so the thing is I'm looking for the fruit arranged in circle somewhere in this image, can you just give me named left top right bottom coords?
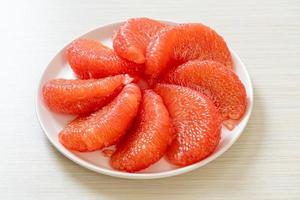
left=154, top=84, right=222, bottom=166
left=66, top=38, right=141, bottom=79
left=162, top=60, right=247, bottom=121
left=111, top=90, right=173, bottom=172
left=42, top=18, right=249, bottom=172
left=113, top=18, right=168, bottom=64
left=42, top=74, right=133, bottom=115
left=145, top=23, right=232, bottom=78
left=59, top=83, right=141, bottom=152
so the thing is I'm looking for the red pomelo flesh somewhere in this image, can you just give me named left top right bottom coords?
left=162, top=60, right=247, bottom=121
left=113, top=18, right=168, bottom=64
left=66, top=38, right=142, bottom=79
left=145, top=23, right=232, bottom=78
left=59, top=84, right=141, bottom=152
left=43, top=74, right=132, bottom=115
left=154, top=84, right=222, bottom=166
left=111, top=90, right=172, bottom=172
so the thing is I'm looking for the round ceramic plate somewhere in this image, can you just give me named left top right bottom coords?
left=36, top=21, right=254, bottom=179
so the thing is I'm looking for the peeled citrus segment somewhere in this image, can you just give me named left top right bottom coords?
left=154, top=84, right=221, bottom=166
left=66, top=38, right=141, bottom=79
left=59, top=83, right=141, bottom=152
left=163, top=60, right=247, bottom=121
left=145, top=23, right=232, bottom=78
left=111, top=90, right=173, bottom=172
left=42, top=74, right=132, bottom=115
left=111, top=90, right=172, bottom=172
left=113, top=18, right=168, bottom=64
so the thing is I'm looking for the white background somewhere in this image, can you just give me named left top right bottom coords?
left=0, top=0, right=299, bottom=199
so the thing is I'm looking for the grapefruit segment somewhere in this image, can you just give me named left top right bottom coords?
left=59, top=83, right=141, bottom=152
left=66, top=38, right=141, bottom=79
left=111, top=90, right=172, bottom=172
left=113, top=18, right=168, bottom=64
left=163, top=60, right=247, bottom=121
left=145, top=23, right=232, bottom=78
left=154, top=84, right=221, bottom=166
left=42, top=74, right=133, bottom=115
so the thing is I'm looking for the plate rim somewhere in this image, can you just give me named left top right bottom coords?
left=35, top=21, right=254, bottom=179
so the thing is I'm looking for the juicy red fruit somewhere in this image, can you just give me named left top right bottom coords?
left=40, top=18, right=250, bottom=172
left=59, top=84, right=141, bottom=152
left=42, top=74, right=132, bottom=115
left=66, top=38, right=141, bottom=79
left=162, top=60, right=247, bottom=121
left=111, top=90, right=172, bottom=172
left=154, top=84, right=222, bottom=166
left=145, top=23, right=232, bottom=78
left=113, top=18, right=168, bottom=64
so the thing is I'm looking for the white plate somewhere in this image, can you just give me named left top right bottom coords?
left=36, top=21, right=254, bottom=179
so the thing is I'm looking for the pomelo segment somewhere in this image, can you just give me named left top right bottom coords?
left=145, top=23, right=232, bottom=78
left=113, top=18, right=168, bottom=64
left=111, top=90, right=172, bottom=172
left=43, top=74, right=132, bottom=115
left=59, top=84, right=141, bottom=152
left=66, top=38, right=141, bottom=79
left=162, top=60, right=247, bottom=121
left=154, top=84, right=221, bottom=166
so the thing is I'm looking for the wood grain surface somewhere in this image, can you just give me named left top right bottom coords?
left=0, top=0, right=299, bottom=199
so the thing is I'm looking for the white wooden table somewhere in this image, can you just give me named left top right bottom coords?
left=0, top=0, right=299, bottom=199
